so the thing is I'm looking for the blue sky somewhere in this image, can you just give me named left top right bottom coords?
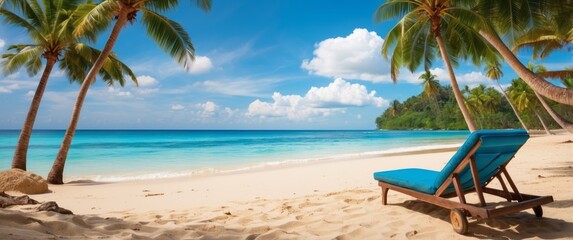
left=0, top=0, right=571, bottom=130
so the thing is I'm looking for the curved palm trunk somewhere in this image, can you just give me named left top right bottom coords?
left=47, top=10, right=129, bottom=184
left=496, top=80, right=529, bottom=131
left=533, top=109, right=552, bottom=135
left=435, top=35, right=478, bottom=132
left=480, top=31, right=573, bottom=106
left=533, top=90, right=573, bottom=134
left=12, top=57, right=57, bottom=170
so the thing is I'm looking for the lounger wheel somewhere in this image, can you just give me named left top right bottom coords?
left=450, top=208, right=468, bottom=235
left=533, top=206, right=543, bottom=218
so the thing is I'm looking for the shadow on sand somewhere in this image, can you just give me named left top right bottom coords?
left=394, top=200, right=573, bottom=239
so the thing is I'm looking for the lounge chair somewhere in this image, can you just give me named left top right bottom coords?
left=373, top=129, right=554, bottom=234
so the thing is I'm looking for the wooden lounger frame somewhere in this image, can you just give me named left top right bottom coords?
left=377, top=140, right=554, bottom=234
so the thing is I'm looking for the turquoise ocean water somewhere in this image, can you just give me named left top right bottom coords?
left=0, top=130, right=470, bottom=182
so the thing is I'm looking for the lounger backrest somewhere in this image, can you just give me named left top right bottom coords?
left=433, top=130, right=529, bottom=194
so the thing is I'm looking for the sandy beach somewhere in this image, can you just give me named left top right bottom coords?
left=1, top=133, right=572, bottom=239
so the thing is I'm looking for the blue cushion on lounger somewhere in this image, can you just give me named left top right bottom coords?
left=373, top=129, right=529, bottom=195
left=373, top=168, right=440, bottom=194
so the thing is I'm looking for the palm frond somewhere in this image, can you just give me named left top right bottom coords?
left=25, top=51, right=43, bottom=76
left=381, top=10, right=418, bottom=59
left=404, top=20, right=432, bottom=72
left=72, top=0, right=119, bottom=40
left=141, top=8, right=195, bottom=71
left=381, top=19, right=405, bottom=59
left=444, top=7, right=500, bottom=67
left=99, top=51, right=138, bottom=87
left=374, top=0, right=417, bottom=22
left=512, top=11, right=572, bottom=59
left=44, top=0, right=58, bottom=24
left=0, top=0, right=28, bottom=14
left=60, top=43, right=137, bottom=86
left=537, top=41, right=562, bottom=59
left=25, top=0, right=47, bottom=30
left=1, top=45, right=43, bottom=76
left=0, top=9, right=45, bottom=41
left=475, top=0, right=550, bottom=43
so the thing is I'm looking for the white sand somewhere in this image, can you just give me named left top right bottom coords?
left=1, top=133, right=572, bottom=239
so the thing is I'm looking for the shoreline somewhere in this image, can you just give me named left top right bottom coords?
left=1, top=133, right=572, bottom=239
left=65, top=142, right=465, bottom=183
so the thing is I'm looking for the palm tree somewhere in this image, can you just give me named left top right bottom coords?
left=375, top=0, right=500, bottom=132
left=0, top=0, right=136, bottom=171
left=419, top=71, right=440, bottom=98
left=484, top=61, right=528, bottom=131
left=419, top=70, right=440, bottom=114
left=475, top=0, right=573, bottom=105
left=47, top=0, right=212, bottom=184
left=527, top=63, right=573, bottom=133
left=508, top=79, right=552, bottom=135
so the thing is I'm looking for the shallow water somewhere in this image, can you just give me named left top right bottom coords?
left=0, top=130, right=470, bottom=181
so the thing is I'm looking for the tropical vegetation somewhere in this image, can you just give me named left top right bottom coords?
left=0, top=0, right=136, bottom=171
left=376, top=81, right=573, bottom=131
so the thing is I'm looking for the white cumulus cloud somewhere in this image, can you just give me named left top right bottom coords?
left=301, top=28, right=392, bottom=83
left=306, top=78, right=386, bottom=107
left=189, top=56, right=213, bottom=74
left=0, top=38, right=5, bottom=48
left=247, top=78, right=388, bottom=121
left=137, top=75, right=158, bottom=87
left=194, top=101, right=219, bottom=117
left=134, top=75, right=160, bottom=95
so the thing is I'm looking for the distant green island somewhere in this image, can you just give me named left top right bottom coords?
left=376, top=84, right=573, bottom=131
